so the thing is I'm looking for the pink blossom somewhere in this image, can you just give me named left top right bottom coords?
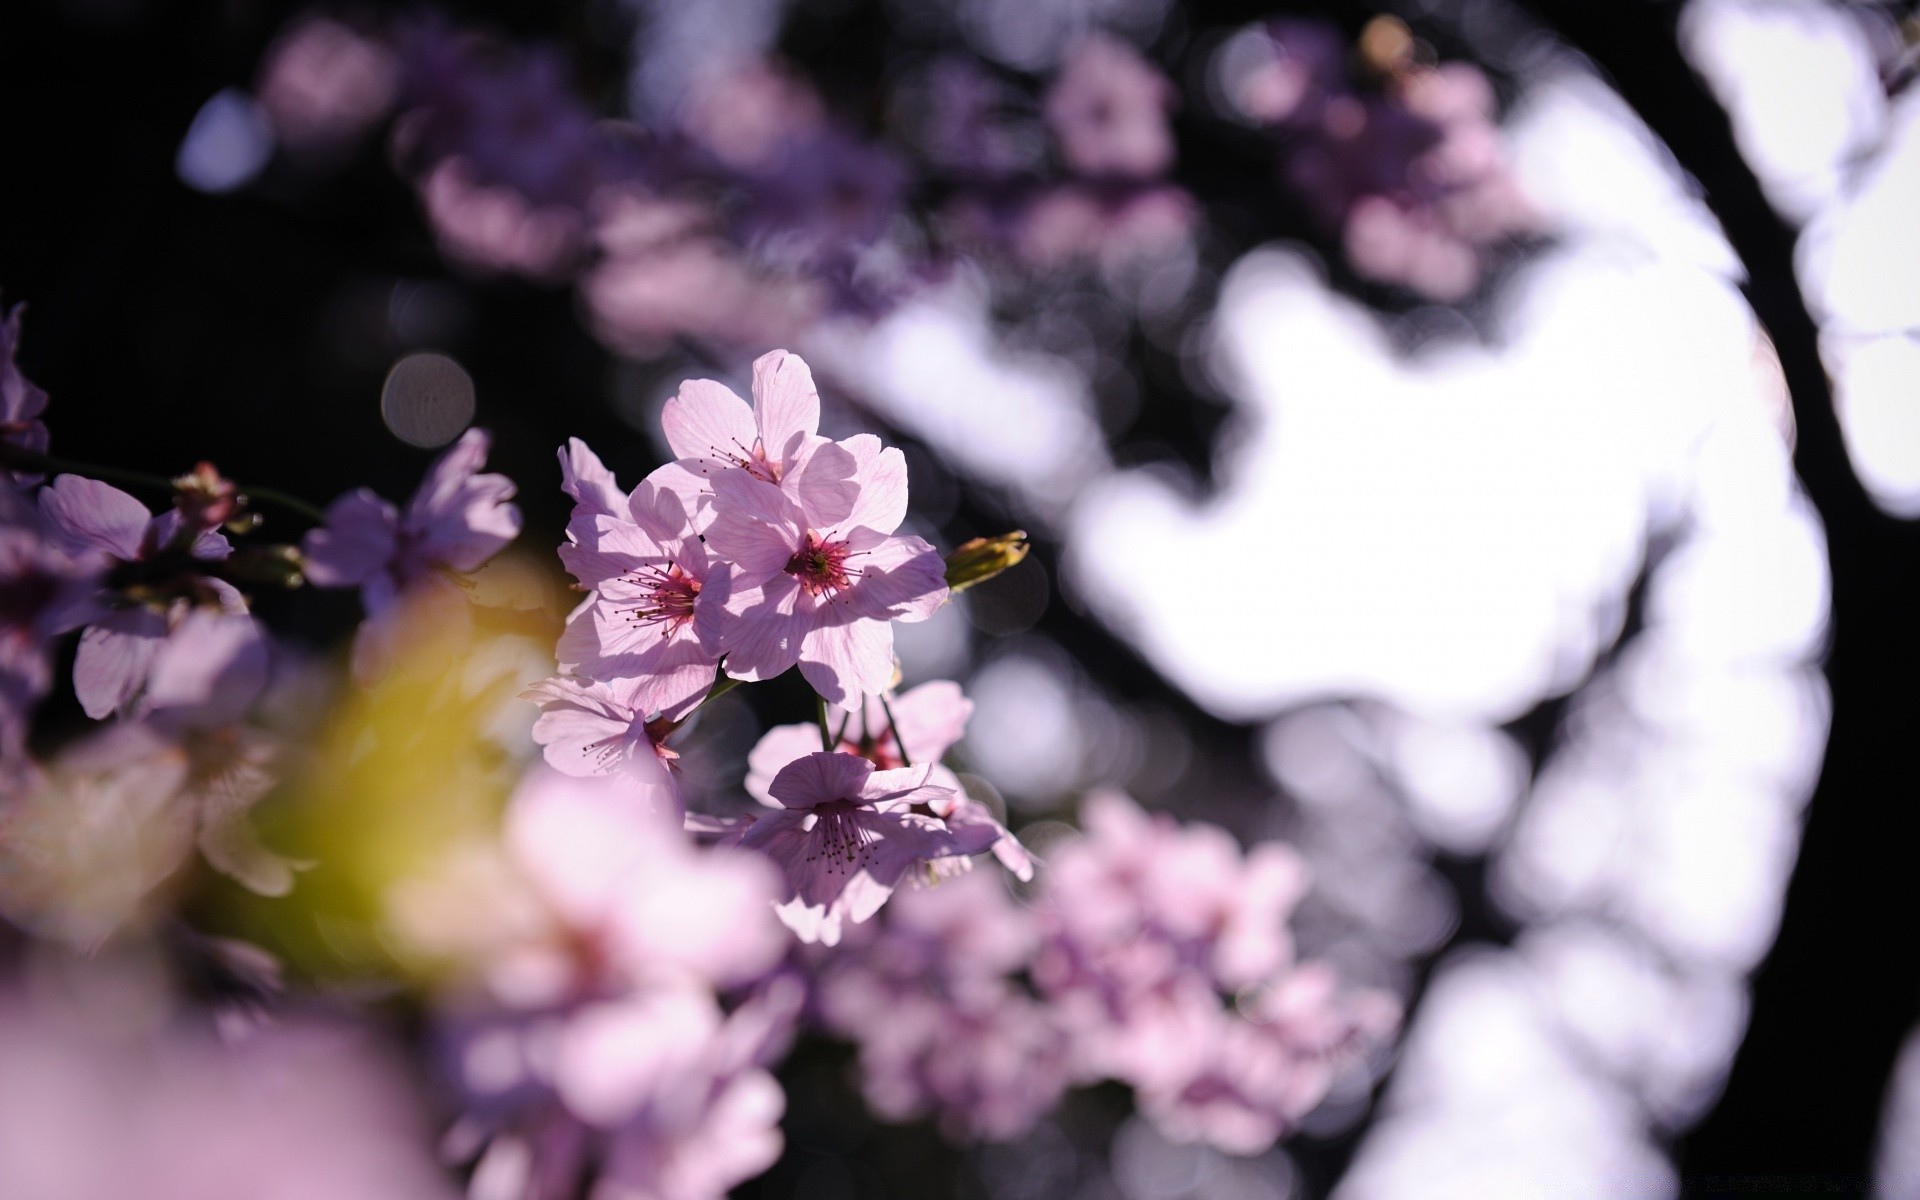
left=0, top=987, right=458, bottom=1200
left=704, top=437, right=946, bottom=708
left=445, top=984, right=789, bottom=1200
left=738, top=752, right=996, bottom=946
left=660, top=349, right=858, bottom=525
left=255, top=16, right=398, bottom=157
left=818, top=870, right=1069, bottom=1140
left=1044, top=34, right=1178, bottom=179
left=745, top=681, right=1031, bottom=879
left=409, top=769, right=792, bottom=1200
left=552, top=451, right=721, bottom=722
left=502, top=768, right=786, bottom=994
left=302, top=428, right=520, bottom=680
left=523, top=674, right=680, bottom=783
left=1029, top=792, right=1396, bottom=1154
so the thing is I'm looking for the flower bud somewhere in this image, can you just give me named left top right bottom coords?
left=173, top=461, right=242, bottom=534
left=944, top=531, right=1029, bottom=594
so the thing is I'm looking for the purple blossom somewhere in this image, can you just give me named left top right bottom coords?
left=444, top=984, right=789, bottom=1200
left=0, top=301, right=50, bottom=487
left=738, top=751, right=996, bottom=946
left=38, top=473, right=244, bottom=719
left=895, top=57, right=1046, bottom=181
left=405, top=768, right=792, bottom=1200
left=302, top=428, right=520, bottom=680
left=0, top=489, right=102, bottom=754
left=1219, top=19, right=1536, bottom=300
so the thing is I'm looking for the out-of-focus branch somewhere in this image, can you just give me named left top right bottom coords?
left=1519, top=0, right=1920, bottom=1175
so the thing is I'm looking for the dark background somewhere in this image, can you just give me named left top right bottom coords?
left=4, top=0, right=1917, bottom=1192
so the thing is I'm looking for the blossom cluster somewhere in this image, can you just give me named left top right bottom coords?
left=236, top=13, right=1211, bottom=359
left=1213, top=15, right=1537, bottom=299
left=0, top=316, right=1395, bottom=1197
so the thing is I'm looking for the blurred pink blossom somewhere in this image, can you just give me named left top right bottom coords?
left=818, top=869, right=1069, bottom=1140
left=302, top=427, right=520, bottom=681
left=255, top=17, right=398, bottom=156
left=0, top=985, right=456, bottom=1200
left=1031, top=792, right=1398, bottom=1154
left=1045, top=34, right=1179, bottom=179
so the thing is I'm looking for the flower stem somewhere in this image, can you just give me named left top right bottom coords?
left=878, top=691, right=912, bottom=767
left=704, top=674, right=744, bottom=705
left=816, top=693, right=833, bottom=753
left=0, top=446, right=328, bottom=523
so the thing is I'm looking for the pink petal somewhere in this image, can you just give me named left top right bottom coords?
left=765, top=750, right=874, bottom=810
left=526, top=679, right=643, bottom=777
left=552, top=992, right=720, bottom=1127
left=404, top=429, right=521, bottom=571
left=788, top=439, right=858, bottom=529
left=704, top=472, right=803, bottom=583
left=798, top=614, right=895, bottom=710
left=505, top=765, right=678, bottom=921
left=744, top=723, right=827, bottom=807
left=144, top=610, right=270, bottom=729
left=891, top=680, right=973, bottom=764
left=644, top=459, right=717, bottom=534
left=73, top=607, right=167, bottom=718
left=662, top=378, right=756, bottom=465
left=302, top=489, right=399, bottom=588
left=628, top=464, right=702, bottom=548
left=39, top=475, right=152, bottom=560
left=558, top=511, right=641, bottom=591
left=559, top=437, right=625, bottom=516
left=848, top=535, right=948, bottom=622
left=837, top=436, right=909, bottom=536
left=717, top=574, right=807, bottom=682
left=749, top=349, right=820, bottom=467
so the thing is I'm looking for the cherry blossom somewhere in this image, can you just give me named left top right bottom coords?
left=738, top=751, right=996, bottom=945
left=0, top=489, right=101, bottom=754
left=745, top=681, right=1032, bottom=879
left=552, top=449, right=721, bottom=723
left=818, top=869, right=1070, bottom=1140
left=1030, top=791, right=1397, bottom=1154
left=704, top=437, right=946, bottom=708
left=660, top=349, right=860, bottom=525
left=38, top=472, right=244, bottom=719
left=1044, top=34, right=1179, bottom=179
left=302, top=427, right=520, bottom=679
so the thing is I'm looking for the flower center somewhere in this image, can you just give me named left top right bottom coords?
left=620, top=563, right=700, bottom=637
left=715, top=437, right=781, bottom=483
left=784, top=531, right=854, bottom=597
left=802, top=798, right=877, bottom=877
